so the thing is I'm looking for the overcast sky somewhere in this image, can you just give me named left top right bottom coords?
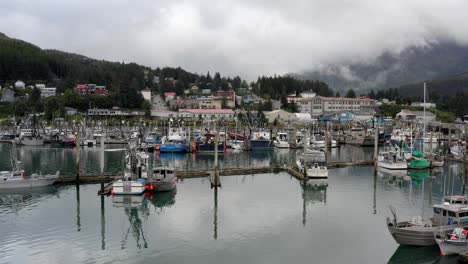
left=1, top=0, right=468, bottom=80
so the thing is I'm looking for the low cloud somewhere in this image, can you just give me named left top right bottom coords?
left=1, top=0, right=468, bottom=80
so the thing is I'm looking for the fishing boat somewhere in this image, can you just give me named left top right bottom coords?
left=112, top=147, right=147, bottom=195
left=0, top=169, right=59, bottom=189
left=296, top=148, right=328, bottom=179
left=195, top=133, right=225, bottom=152
left=249, top=131, right=273, bottom=150
left=160, top=128, right=187, bottom=153
left=435, top=226, right=468, bottom=256
left=377, top=143, right=407, bottom=170
left=274, top=132, right=290, bottom=148
left=0, top=143, right=59, bottom=189
left=387, top=196, right=468, bottom=246
left=147, top=166, right=177, bottom=192
left=408, top=150, right=430, bottom=170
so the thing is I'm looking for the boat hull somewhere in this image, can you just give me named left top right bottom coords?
left=386, top=218, right=436, bottom=246
left=112, top=180, right=146, bottom=195
left=159, top=143, right=187, bottom=153
left=0, top=173, right=59, bottom=189
left=195, top=142, right=225, bottom=152
left=20, top=136, right=44, bottom=146
left=377, top=161, right=408, bottom=170
left=250, top=140, right=273, bottom=149
left=437, top=239, right=468, bottom=256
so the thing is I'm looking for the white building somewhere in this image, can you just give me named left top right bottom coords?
left=141, top=88, right=152, bottom=101
left=150, top=109, right=178, bottom=120
left=15, top=80, right=25, bottom=89
left=178, top=109, right=235, bottom=121
left=263, top=109, right=295, bottom=124
left=87, top=107, right=144, bottom=117
left=294, top=113, right=315, bottom=123
left=35, top=84, right=46, bottom=89
left=40, top=87, right=56, bottom=97
left=411, top=102, right=436, bottom=108
left=396, top=109, right=436, bottom=123
left=311, top=96, right=376, bottom=116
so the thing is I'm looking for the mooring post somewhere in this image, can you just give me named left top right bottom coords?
left=212, top=123, right=221, bottom=188
left=449, top=123, right=452, bottom=155
left=374, top=123, right=378, bottom=167
left=324, top=122, right=329, bottom=153
left=76, top=131, right=80, bottom=182
left=100, top=135, right=105, bottom=193
left=464, top=123, right=467, bottom=195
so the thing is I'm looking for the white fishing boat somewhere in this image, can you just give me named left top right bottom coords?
left=274, top=132, right=290, bottom=148
left=387, top=196, right=468, bottom=246
left=296, top=148, right=328, bottom=179
left=147, top=166, right=177, bottom=192
left=112, top=146, right=147, bottom=195
left=377, top=143, right=407, bottom=170
left=436, top=226, right=468, bottom=256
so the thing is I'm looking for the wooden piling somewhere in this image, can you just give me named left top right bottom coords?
left=374, top=125, right=378, bottom=167
left=75, top=132, right=80, bottom=182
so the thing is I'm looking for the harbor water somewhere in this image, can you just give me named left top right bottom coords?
left=0, top=143, right=463, bottom=263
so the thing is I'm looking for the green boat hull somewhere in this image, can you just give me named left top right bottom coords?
left=408, top=158, right=430, bottom=169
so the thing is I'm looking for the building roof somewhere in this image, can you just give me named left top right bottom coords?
left=318, top=96, right=375, bottom=102
left=294, top=113, right=312, bottom=120
left=178, top=109, right=234, bottom=114
left=164, top=92, right=176, bottom=96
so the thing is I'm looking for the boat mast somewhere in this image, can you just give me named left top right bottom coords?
left=423, top=82, right=426, bottom=154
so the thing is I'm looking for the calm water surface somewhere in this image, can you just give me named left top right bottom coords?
left=0, top=144, right=463, bottom=263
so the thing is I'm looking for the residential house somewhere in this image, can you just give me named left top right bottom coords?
left=1, top=88, right=15, bottom=102
left=73, top=84, right=107, bottom=95
left=142, top=88, right=152, bottom=101
left=213, top=90, right=236, bottom=108
left=65, top=107, right=78, bottom=115
left=15, top=80, right=25, bottom=89
left=164, top=92, right=176, bottom=101
left=35, top=84, right=46, bottom=89
left=40, top=87, right=56, bottom=97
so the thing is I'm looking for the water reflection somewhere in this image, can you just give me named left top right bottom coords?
left=388, top=245, right=455, bottom=264
left=110, top=190, right=177, bottom=250
left=0, top=186, right=59, bottom=214
left=300, top=181, right=328, bottom=226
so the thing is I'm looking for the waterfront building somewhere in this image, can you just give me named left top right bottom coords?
left=263, top=109, right=295, bottom=124
left=396, top=109, right=436, bottom=123
left=151, top=109, right=178, bottom=120
left=311, top=96, right=376, bottom=116
left=178, top=108, right=235, bottom=121
left=87, top=107, right=144, bottom=117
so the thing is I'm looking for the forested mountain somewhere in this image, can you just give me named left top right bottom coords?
left=0, top=32, right=333, bottom=113
left=295, top=42, right=468, bottom=93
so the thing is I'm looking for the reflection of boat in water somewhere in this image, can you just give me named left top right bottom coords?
left=112, top=194, right=146, bottom=208
left=301, top=181, right=327, bottom=204
left=146, top=189, right=176, bottom=210
left=387, top=245, right=444, bottom=264
left=0, top=185, right=59, bottom=212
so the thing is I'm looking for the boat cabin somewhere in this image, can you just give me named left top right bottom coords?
left=153, top=166, right=176, bottom=181
left=433, top=197, right=468, bottom=226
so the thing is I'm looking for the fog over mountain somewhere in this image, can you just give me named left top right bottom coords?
left=1, top=0, right=468, bottom=88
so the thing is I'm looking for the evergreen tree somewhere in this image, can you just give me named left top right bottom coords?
left=345, top=89, right=356, bottom=98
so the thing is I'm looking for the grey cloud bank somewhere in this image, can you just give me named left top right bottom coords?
left=1, top=0, right=467, bottom=80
